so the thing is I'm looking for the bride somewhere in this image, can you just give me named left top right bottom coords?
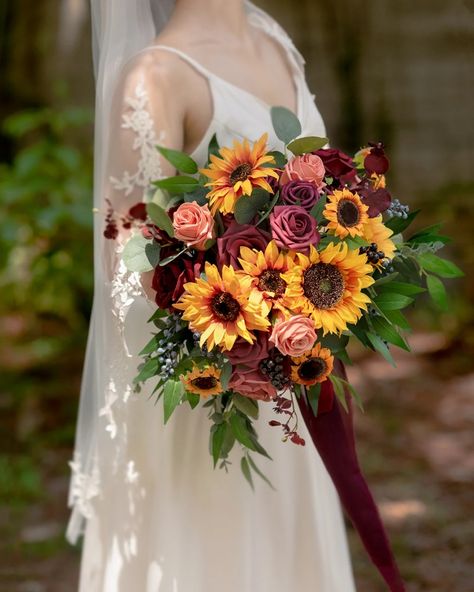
left=68, top=0, right=357, bottom=590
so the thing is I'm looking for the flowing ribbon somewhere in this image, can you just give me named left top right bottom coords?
left=297, top=361, right=406, bottom=592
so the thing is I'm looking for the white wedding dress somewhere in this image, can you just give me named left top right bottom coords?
left=70, top=8, right=356, bottom=592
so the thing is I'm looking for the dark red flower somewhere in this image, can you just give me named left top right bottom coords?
left=128, top=202, right=148, bottom=221
left=314, top=148, right=355, bottom=181
left=217, top=220, right=271, bottom=269
left=280, top=180, right=320, bottom=210
left=364, top=143, right=390, bottom=175
left=151, top=248, right=205, bottom=310
left=356, top=182, right=392, bottom=217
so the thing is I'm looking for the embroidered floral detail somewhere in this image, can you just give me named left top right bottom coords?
left=68, top=453, right=100, bottom=521
left=110, top=243, right=144, bottom=328
left=110, top=80, right=166, bottom=196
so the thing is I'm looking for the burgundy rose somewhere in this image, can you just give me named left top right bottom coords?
left=270, top=205, right=320, bottom=253
left=314, top=148, right=356, bottom=185
left=217, top=220, right=271, bottom=269
left=226, top=331, right=270, bottom=367
left=280, top=180, right=320, bottom=211
left=152, top=248, right=204, bottom=310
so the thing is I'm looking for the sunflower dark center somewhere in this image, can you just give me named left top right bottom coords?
left=191, top=376, right=218, bottom=390
left=303, top=263, right=345, bottom=309
left=211, top=291, right=241, bottom=321
left=337, top=199, right=361, bottom=227
left=258, top=269, right=286, bottom=296
left=298, top=357, right=327, bottom=381
left=230, top=163, right=252, bottom=184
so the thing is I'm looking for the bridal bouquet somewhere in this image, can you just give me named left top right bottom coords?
left=104, top=107, right=461, bottom=485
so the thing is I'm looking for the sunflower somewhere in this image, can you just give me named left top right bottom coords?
left=174, top=262, right=270, bottom=351
left=282, top=242, right=374, bottom=335
left=181, top=365, right=222, bottom=397
left=291, top=343, right=334, bottom=386
left=362, top=215, right=397, bottom=260
left=324, top=188, right=369, bottom=239
left=199, top=133, right=279, bottom=215
left=238, top=240, right=292, bottom=311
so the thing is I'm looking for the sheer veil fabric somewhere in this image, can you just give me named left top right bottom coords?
left=69, top=1, right=356, bottom=590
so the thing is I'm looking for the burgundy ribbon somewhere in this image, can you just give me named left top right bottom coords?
left=297, top=361, right=406, bottom=592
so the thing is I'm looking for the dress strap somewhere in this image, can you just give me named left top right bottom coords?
left=147, top=44, right=216, bottom=81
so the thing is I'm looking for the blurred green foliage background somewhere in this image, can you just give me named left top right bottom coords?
left=0, top=1, right=473, bottom=590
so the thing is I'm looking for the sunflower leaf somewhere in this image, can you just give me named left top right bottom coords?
left=271, top=106, right=302, bottom=145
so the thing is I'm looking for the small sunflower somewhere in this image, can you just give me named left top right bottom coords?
left=181, top=365, right=222, bottom=397
left=324, top=188, right=369, bottom=239
left=238, top=241, right=292, bottom=310
left=282, top=242, right=374, bottom=335
left=199, top=133, right=279, bottom=215
left=362, top=215, right=396, bottom=260
left=291, top=343, right=334, bottom=386
left=174, top=262, right=270, bottom=351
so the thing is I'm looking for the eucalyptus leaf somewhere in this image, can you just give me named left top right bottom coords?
left=146, top=202, right=174, bottom=237
left=156, top=144, right=198, bottom=174
left=163, top=379, right=184, bottom=424
left=159, top=248, right=187, bottom=267
left=287, top=136, right=328, bottom=155
left=122, top=234, right=154, bottom=272
left=270, top=106, right=302, bottom=144
left=145, top=242, right=161, bottom=268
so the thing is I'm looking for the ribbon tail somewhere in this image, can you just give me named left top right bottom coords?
left=297, top=363, right=406, bottom=592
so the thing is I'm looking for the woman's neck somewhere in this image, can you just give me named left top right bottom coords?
left=170, top=0, right=249, bottom=44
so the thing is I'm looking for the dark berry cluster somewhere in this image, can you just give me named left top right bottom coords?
left=260, top=352, right=291, bottom=391
left=386, top=198, right=410, bottom=219
left=360, top=242, right=385, bottom=264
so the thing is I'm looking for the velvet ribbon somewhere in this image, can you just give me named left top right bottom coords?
left=297, top=361, right=406, bottom=592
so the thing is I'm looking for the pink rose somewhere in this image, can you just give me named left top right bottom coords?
left=280, top=153, right=326, bottom=189
left=172, top=201, right=215, bottom=250
left=269, top=315, right=317, bottom=357
left=270, top=205, right=320, bottom=253
left=226, top=331, right=270, bottom=367
left=217, top=220, right=271, bottom=268
left=229, top=367, right=277, bottom=402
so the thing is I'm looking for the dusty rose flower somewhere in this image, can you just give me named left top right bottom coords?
left=226, top=332, right=270, bottom=367
left=217, top=220, right=271, bottom=268
left=270, top=205, right=320, bottom=253
left=172, top=201, right=215, bottom=250
left=229, top=367, right=277, bottom=401
left=280, top=153, right=325, bottom=189
left=280, top=180, right=320, bottom=211
left=269, top=315, right=317, bottom=357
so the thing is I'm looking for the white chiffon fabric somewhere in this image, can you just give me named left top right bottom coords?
left=71, top=5, right=356, bottom=591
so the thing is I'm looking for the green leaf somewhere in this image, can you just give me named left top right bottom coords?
left=153, top=175, right=199, bottom=194
left=310, top=195, right=327, bottom=223
left=329, top=375, right=348, bottom=412
left=307, top=383, right=321, bottom=416
left=163, top=379, right=184, bottom=423
left=156, top=145, right=198, bottom=174
left=385, top=209, right=420, bottom=235
left=220, top=424, right=236, bottom=458
left=418, top=253, right=464, bottom=278
left=366, top=333, right=396, bottom=366
left=370, top=316, right=410, bottom=351
left=183, top=186, right=209, bottom=205
left=122, top=234, right=154, bottom=272
left=256, top=189, right=280, bottom=226
left=408, top=223, right=452, bottom=246
left=348, top=322, right=372, bottom=348
left=268, top=150, right=287, bottom=169
left=212, top=423, right=227, bottom=466
left=207, top=133, right=220, bottom=160
left=234, top=189, right=270, bottom=224
left=426, top=274, right=448, bottom=310
left=139, top=335, right=159, bottom=356
left=158, top=247, right=187, bottom=267
left=230, top=413, right=258, bottom=451
left=320, top=333, right=349, bottom=353
left=220, top=362, right=232, bottom=391
left=233, top=393, right=259, bottom=419
left=240, top=456, right=254, bottom=489
left=376, top=281, right=425, bottom=297
left=186, top=391, right=201, bottom=409
left=392, top=256, right=423, bottom=286
left=373, top=292, right=414, bottom=311
left=145, top=242, right=161, bottom=268
left=134, top=357, right=160, bottom=384
left=379, top=308, right=410, bottom=330
left=146, top=202, right=175, bottom=237
left=247, top=455, right=275, bottom=489
left=287, top=136, right=328, bottom=155
left=345, top=235, right=369, bottom=249
left=270, top=106, right=302, bottom=144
